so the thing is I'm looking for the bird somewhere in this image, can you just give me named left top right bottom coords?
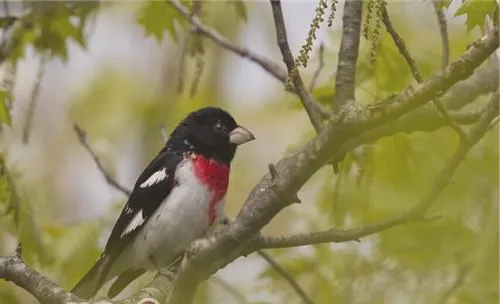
left=71, top=106, right=255, bottom=299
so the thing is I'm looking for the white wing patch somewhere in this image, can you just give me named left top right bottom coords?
left=121, top=209, right=145, bottom=237
left=140, top=168, right=168, bottom=188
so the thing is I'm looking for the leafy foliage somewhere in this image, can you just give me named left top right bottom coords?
left=0, top=1, right=498, bottom=304
left=3, top=3, right=97, bottom=64
left=455, top=0, right=499, bottom=31
left=136, top=1, right=184, bottom=42
left=260, top=2, right=498, bottom=303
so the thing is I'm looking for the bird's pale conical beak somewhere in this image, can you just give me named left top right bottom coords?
left=229, top=126, right=255, bottom=145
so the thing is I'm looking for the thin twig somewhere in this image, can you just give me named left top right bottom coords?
left=488, top=115, right=499, bottom=131
left=330, top=0, right=363, bottom=172
left=222, top=217, right=313, bottom=304
left=169, top=0, right=286, bottom=83
left=433, top=0, right=449, bottom=69
left=168, top=0, right=331, bottom=119
left=190, top=54, right=204, bottom=97
left=309, top=42, right=325, bottom=92
left=333, top=0, right=363, bottom=111
left=437, top=263, right=472, bottom=304
left=210, top=276, right=248, bottom=304
left=73, top=124, right=131, bottom=196
left=251, top=92, right=499, bottom=250
left=84, top=4, right=100, bottom=45
left=381, top=5, right=466, bottom=140
left=257, top=251, right=315, bottom=304
left=22, top=52, right=48, bottom=144
left=269, top=0, right=324, bottom=132
left=0, top=0, right=12, bottom=45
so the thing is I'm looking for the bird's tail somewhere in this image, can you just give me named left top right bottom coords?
left=108, top=268, right=146, bottom=298
left=71, top=254, right=111, bottom=299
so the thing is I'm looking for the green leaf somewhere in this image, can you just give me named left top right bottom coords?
left=50, top=9, right=86, bottom=49
left=0, top=90, right=11, bottom=126
left=228, top=0, right=248, bottom=22
left=455, top=0, right=498, bottom=31
left=4, top=4, right=95, bottom=63
left=136, top=1, right=183, bottom=42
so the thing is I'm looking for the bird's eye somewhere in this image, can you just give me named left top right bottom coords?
left=214, top=121, right=226, bottom=133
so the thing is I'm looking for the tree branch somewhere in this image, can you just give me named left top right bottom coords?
left=269, top=0, right=325, bottom=132
left=0, top=26, right=495, bottom=304
left=168, top=0, right=286, bottom=84
left=381, top=4, right=466, bottom=139
left=249, top=91, right=498, bottom=250
left=433, top=0, right=450, bottom=69
left=0, top=256, right=80, bottom=304
left=256, top=250, right=314, bottom=304
left=114, top=272, right=175, bottom=304
left=210, top=276, right=248, bottom=304
left=308, top=42, right=325, bottom=92
left=223, top=216, right=313, bottom=304
left=0, top=7, right=497, bottom=304
left=22, top=53, right=49, bottom=145
left=333, top=0, right=362, bottom=111
left=445, top=53, right=498, bottom=111
left=437, top=263, right=472, bottom=304
left=165, top=28, right=499, bottom=304
left=73, top=124, right=131, bottom=196
left=168, top=0, right=331, bottom=119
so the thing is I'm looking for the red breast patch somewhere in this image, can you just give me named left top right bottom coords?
left=191, top=154, right=230, bottom=225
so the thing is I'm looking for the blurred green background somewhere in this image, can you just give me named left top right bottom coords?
left=0, top=1, right=498, bottom=303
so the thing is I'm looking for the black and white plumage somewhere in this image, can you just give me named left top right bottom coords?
left=71, top=107, right=254, bottom=298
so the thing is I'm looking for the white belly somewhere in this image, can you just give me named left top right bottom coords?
left=109, top=160, right=225, bottom=276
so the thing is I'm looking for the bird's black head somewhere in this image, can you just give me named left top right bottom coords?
left=166, top=107, right=255, bottom=164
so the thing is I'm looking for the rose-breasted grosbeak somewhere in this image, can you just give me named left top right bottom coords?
left=71, top=107, right=254, bottom=299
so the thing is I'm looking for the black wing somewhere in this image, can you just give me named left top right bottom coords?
left=72, top=150, right=184, bottom=297
left=103, top=150, right=183, bottom=259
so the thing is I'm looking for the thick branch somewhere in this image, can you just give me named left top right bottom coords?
left=269, top=0, right=325, bottom=132
left=251, top=92, right=498, bottom=249
left=333, top=0, right=362, bottom=111
left=0, top=256, right=79, bottom=304
left=445, top=51, right=498, bottom=110
left=115, top=272, right=174, bottom=304
left=0, top=252, right=175, bottom=304
left=166, top=28, right=499, bottom=304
